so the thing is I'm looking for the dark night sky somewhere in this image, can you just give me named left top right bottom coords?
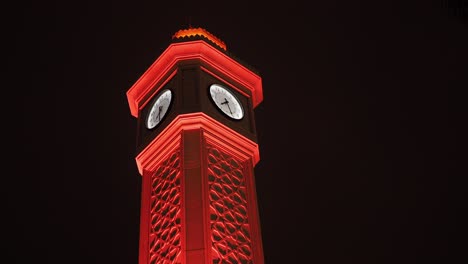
left=7, top=1, right=466, bottom=263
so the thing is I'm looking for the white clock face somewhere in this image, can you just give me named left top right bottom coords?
left=209, top=84, right=244, bottom=120
left=146, top=89, right=172, bottom=129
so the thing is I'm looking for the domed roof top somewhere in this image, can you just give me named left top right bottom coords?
left=172, top=27, right=227, bottom=51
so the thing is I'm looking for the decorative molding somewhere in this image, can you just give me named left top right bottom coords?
left=136, top=112, right=260, bottom=175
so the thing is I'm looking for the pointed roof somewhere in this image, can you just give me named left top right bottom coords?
left=172, top=27, right=227, bottom=51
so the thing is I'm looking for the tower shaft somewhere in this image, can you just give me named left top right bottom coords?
left=136, top=114, right=263, bottom=264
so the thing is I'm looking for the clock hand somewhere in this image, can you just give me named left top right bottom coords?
left=157, top=105, right=163, bottom=121
left=221, top=98, right=233, bottom=115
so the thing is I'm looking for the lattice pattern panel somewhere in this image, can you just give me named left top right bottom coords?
left=207, top=146, right=253, bottom=264
left=149, top=150, right=182, bottom=264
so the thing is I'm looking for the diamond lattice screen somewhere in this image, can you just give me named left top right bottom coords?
left=149, top=149, right=182, bottom=264
left=207, top=145, right=253, bottom=263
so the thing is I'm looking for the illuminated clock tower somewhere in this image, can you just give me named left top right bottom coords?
left=126, top=27, right=264, bottom=264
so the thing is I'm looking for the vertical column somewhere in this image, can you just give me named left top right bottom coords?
left=183, top=129, right=207, bottom=263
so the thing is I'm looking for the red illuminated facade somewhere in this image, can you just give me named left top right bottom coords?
left=126, top=27, right=264, bottom=264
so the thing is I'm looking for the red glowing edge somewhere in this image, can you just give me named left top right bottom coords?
left=135, top=112, right=260, bottom=175
left=126, top=40, right=263, bottom=117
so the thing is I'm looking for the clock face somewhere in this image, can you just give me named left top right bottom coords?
left=209, top=84, right=244, bottom=120
left=146, top=89, right=173, bottom=129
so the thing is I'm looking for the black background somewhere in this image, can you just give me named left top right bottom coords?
left=8, top=1, right=466, bottom=263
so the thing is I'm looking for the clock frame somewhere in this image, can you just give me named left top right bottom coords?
left=208, top=83, right=244, bottom=120
left=145, top=89, right=173, bottom=130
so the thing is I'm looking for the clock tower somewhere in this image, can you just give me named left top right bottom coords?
left=126, top=27, right=264, bottom=264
